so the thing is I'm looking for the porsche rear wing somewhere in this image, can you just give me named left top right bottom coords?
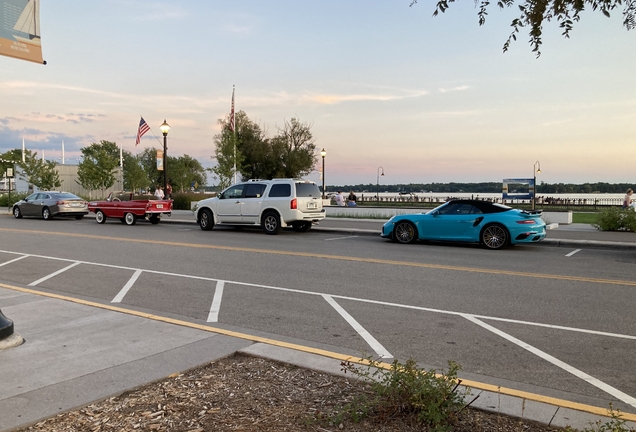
left=520, top=209, right=543, bottom=216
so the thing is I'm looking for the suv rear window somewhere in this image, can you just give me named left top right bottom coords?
left=295, top=183, right=321, bottom=197
left=269, top=184, right=291, bottom=197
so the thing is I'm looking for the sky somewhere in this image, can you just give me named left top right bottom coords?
left=0, top=0, right=635, bottom=187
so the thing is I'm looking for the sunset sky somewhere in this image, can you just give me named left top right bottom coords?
left=0, top=0, right=634, bottom=187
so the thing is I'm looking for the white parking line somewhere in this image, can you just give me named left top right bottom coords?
left=28, top=262, right=81, bottom=286
left=565, top=249, right=582, bottom=257
left=0, top=255, right=29, bottom=267
left=323, top=294, right=393, bottom=359
left=207, top=280, right=225, bottom=322
left=112, top=269, right=143, bottom=303
left=324, top=235, right=359, bottom=241
left=462, top=314, right=636, bottom=409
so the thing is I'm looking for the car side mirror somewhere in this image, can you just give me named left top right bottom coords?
left=432, top=210, right=439, bottom=217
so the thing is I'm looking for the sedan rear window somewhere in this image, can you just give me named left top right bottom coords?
left=55, top=193, right=80, bottom=199
left=295, top=183, right=320, bottom=197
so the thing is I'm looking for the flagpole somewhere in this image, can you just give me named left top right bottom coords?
left=232, top=85, right=236, bottom=185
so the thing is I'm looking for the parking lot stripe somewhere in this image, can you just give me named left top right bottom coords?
left=207, top=280, right=224, bottom=322
left=27, top=262, right=81, bottom=286
left=112, top=269, right=143, bottom=303
left=566, top=249, right=582, bottom=257
left=323, top=294, right=393, bottom=359
left=0, top=255, right=28, bottom=267
left=463, top=314, right=636, bottom=409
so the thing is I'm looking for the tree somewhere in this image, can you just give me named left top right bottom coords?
left=270, top=118, right=317, bottom=179
left=1, top=149, right=61, bottom=191
left=410, top=0, right=636, bottom=56
left=122, top=152, right=149, bottom=194
left=212, top=112, right=318, bottom=186
left=77, top=140, right=119, bottom=198
left=169, top=154, right=207, bottom=193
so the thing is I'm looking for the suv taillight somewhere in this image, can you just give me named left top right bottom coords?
left=290, top=198, right=297, bottom=209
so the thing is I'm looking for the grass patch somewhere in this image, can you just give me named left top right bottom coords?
left=573, top=212, right=598, bottom=224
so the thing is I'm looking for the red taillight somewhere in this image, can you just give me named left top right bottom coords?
left=56, top=200, right=66, bottom=205
left=290, top=198, right=297, bottom=210
left=516, top=219, right=536, bottom=224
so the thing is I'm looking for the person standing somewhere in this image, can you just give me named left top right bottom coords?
left=154, top=185, right=164, bottom=200
left=166, top=182, right=173, bottom=199
left=623, top=188, right=633, bottom=209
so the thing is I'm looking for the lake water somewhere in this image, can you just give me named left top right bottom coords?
left=355, top=192, right=625, bottom=201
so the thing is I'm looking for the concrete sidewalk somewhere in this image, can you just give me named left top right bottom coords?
left=2, top=211, right=636, bottom=431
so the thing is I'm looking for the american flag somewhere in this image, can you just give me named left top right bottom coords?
left=135, top=117, right=150, bottom=146
left=229, top=86, right=235, bottom=133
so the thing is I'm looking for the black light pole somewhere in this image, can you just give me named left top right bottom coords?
left=320, top=148, right=326, bottom=199
left=533, top=161, right=541, bottom=211
left=376, top=166, right=384, bottom=202
left=160, top=120, right=170, bottom=195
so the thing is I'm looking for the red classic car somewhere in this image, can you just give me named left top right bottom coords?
left=87, top=192, right=173, bottom=225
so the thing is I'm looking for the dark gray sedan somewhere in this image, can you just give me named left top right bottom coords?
left=12, top=192, right=88, bottom=220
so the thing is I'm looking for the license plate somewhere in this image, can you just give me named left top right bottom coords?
left=307, top=202, right=317, bottom=209
left=156, top=204, right=163, bottom=209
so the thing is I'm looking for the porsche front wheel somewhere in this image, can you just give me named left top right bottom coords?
left=393, top=221, right=417, bottom=244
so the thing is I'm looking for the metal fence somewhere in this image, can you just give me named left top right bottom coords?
left=356, top=194, right=623, bottom=211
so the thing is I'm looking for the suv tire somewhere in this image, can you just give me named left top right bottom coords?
left=199, top=209, right=214, bottom=231
left=262, top=211, right=281, bottom=235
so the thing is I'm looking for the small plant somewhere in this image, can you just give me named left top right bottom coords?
left=565, top=405, right=635, bottom=432
left=329, top=357, right=468, bottom=431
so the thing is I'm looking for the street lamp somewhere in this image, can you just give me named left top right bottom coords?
left=320, top=148, right=326, bottom=199
left=159, top=120, right=170, bottom=195
left=376, top=166, right=384, bottom=201
left=533, top=161, right=541, bottom=211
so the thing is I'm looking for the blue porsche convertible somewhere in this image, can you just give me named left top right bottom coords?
left=381, top=199, right=546, bottom=250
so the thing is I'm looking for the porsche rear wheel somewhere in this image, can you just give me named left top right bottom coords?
left=481, top=223, right=509, bottom=250
left=393, top=221, right=417, bottom=244
left=95, top=210, right=106, bottom=224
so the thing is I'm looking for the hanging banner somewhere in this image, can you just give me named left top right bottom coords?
left=156, top=150, right=164, bottom=171
left=0, top=0, right=44, bottom=64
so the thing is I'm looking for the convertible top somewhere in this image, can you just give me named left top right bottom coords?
left=446, top=199, right=511, bottom=214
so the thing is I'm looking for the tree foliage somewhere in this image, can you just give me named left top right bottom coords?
left=410, top=0, right=636, bottom=56
left=1, top=149, right=61, bottom=190
left=212, top=111, right=318, bottom=187
left=77, top=140, right=119, bottom=198
left=122, top=151, right=149, bottom=193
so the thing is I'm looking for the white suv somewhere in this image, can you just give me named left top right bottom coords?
left=194, top=179, right=326, bottom=234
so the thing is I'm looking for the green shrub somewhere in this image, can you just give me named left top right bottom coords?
left=594, top=207, right=636, bottom=231
left=0, top=192, right=28, bottom=208
left=565, top=405, right=635, bottom=432
left=170, top=192, right=211, bottom=210
left=329, top=357, right=467, bottom=431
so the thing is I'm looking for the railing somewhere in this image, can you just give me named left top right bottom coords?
left=355, top=194, right=623, bottom=211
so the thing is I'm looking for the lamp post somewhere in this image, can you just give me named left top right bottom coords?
left=533, top=161, right=541, bottom=211
left=376, top=166, right=384, bottom=202
left=159, top=120, right=170, bottom=195
left=320, top=148, right=326, bottom=199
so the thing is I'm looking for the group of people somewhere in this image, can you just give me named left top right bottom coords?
left=334, top=191, right=357, bottom=207
left=154, top=183, right=172, bottom=200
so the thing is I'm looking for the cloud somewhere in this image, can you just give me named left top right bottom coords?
left=222, top=24, right=251, bottom=35
left=303, top=90, right=428, bottom=105
left=438, top=85, right=469, bottom=93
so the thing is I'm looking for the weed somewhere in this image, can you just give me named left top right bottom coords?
left=328, top=357, right=468, bottom=431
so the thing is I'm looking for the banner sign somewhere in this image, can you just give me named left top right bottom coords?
left=502, top=178, right=535, bottom=200
left=0, top=0, right=44, bottom=64
left=156, top=150, right=164, bottom=171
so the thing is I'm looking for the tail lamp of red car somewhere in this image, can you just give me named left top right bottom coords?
left=290, top=198, right=297, bottom=210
